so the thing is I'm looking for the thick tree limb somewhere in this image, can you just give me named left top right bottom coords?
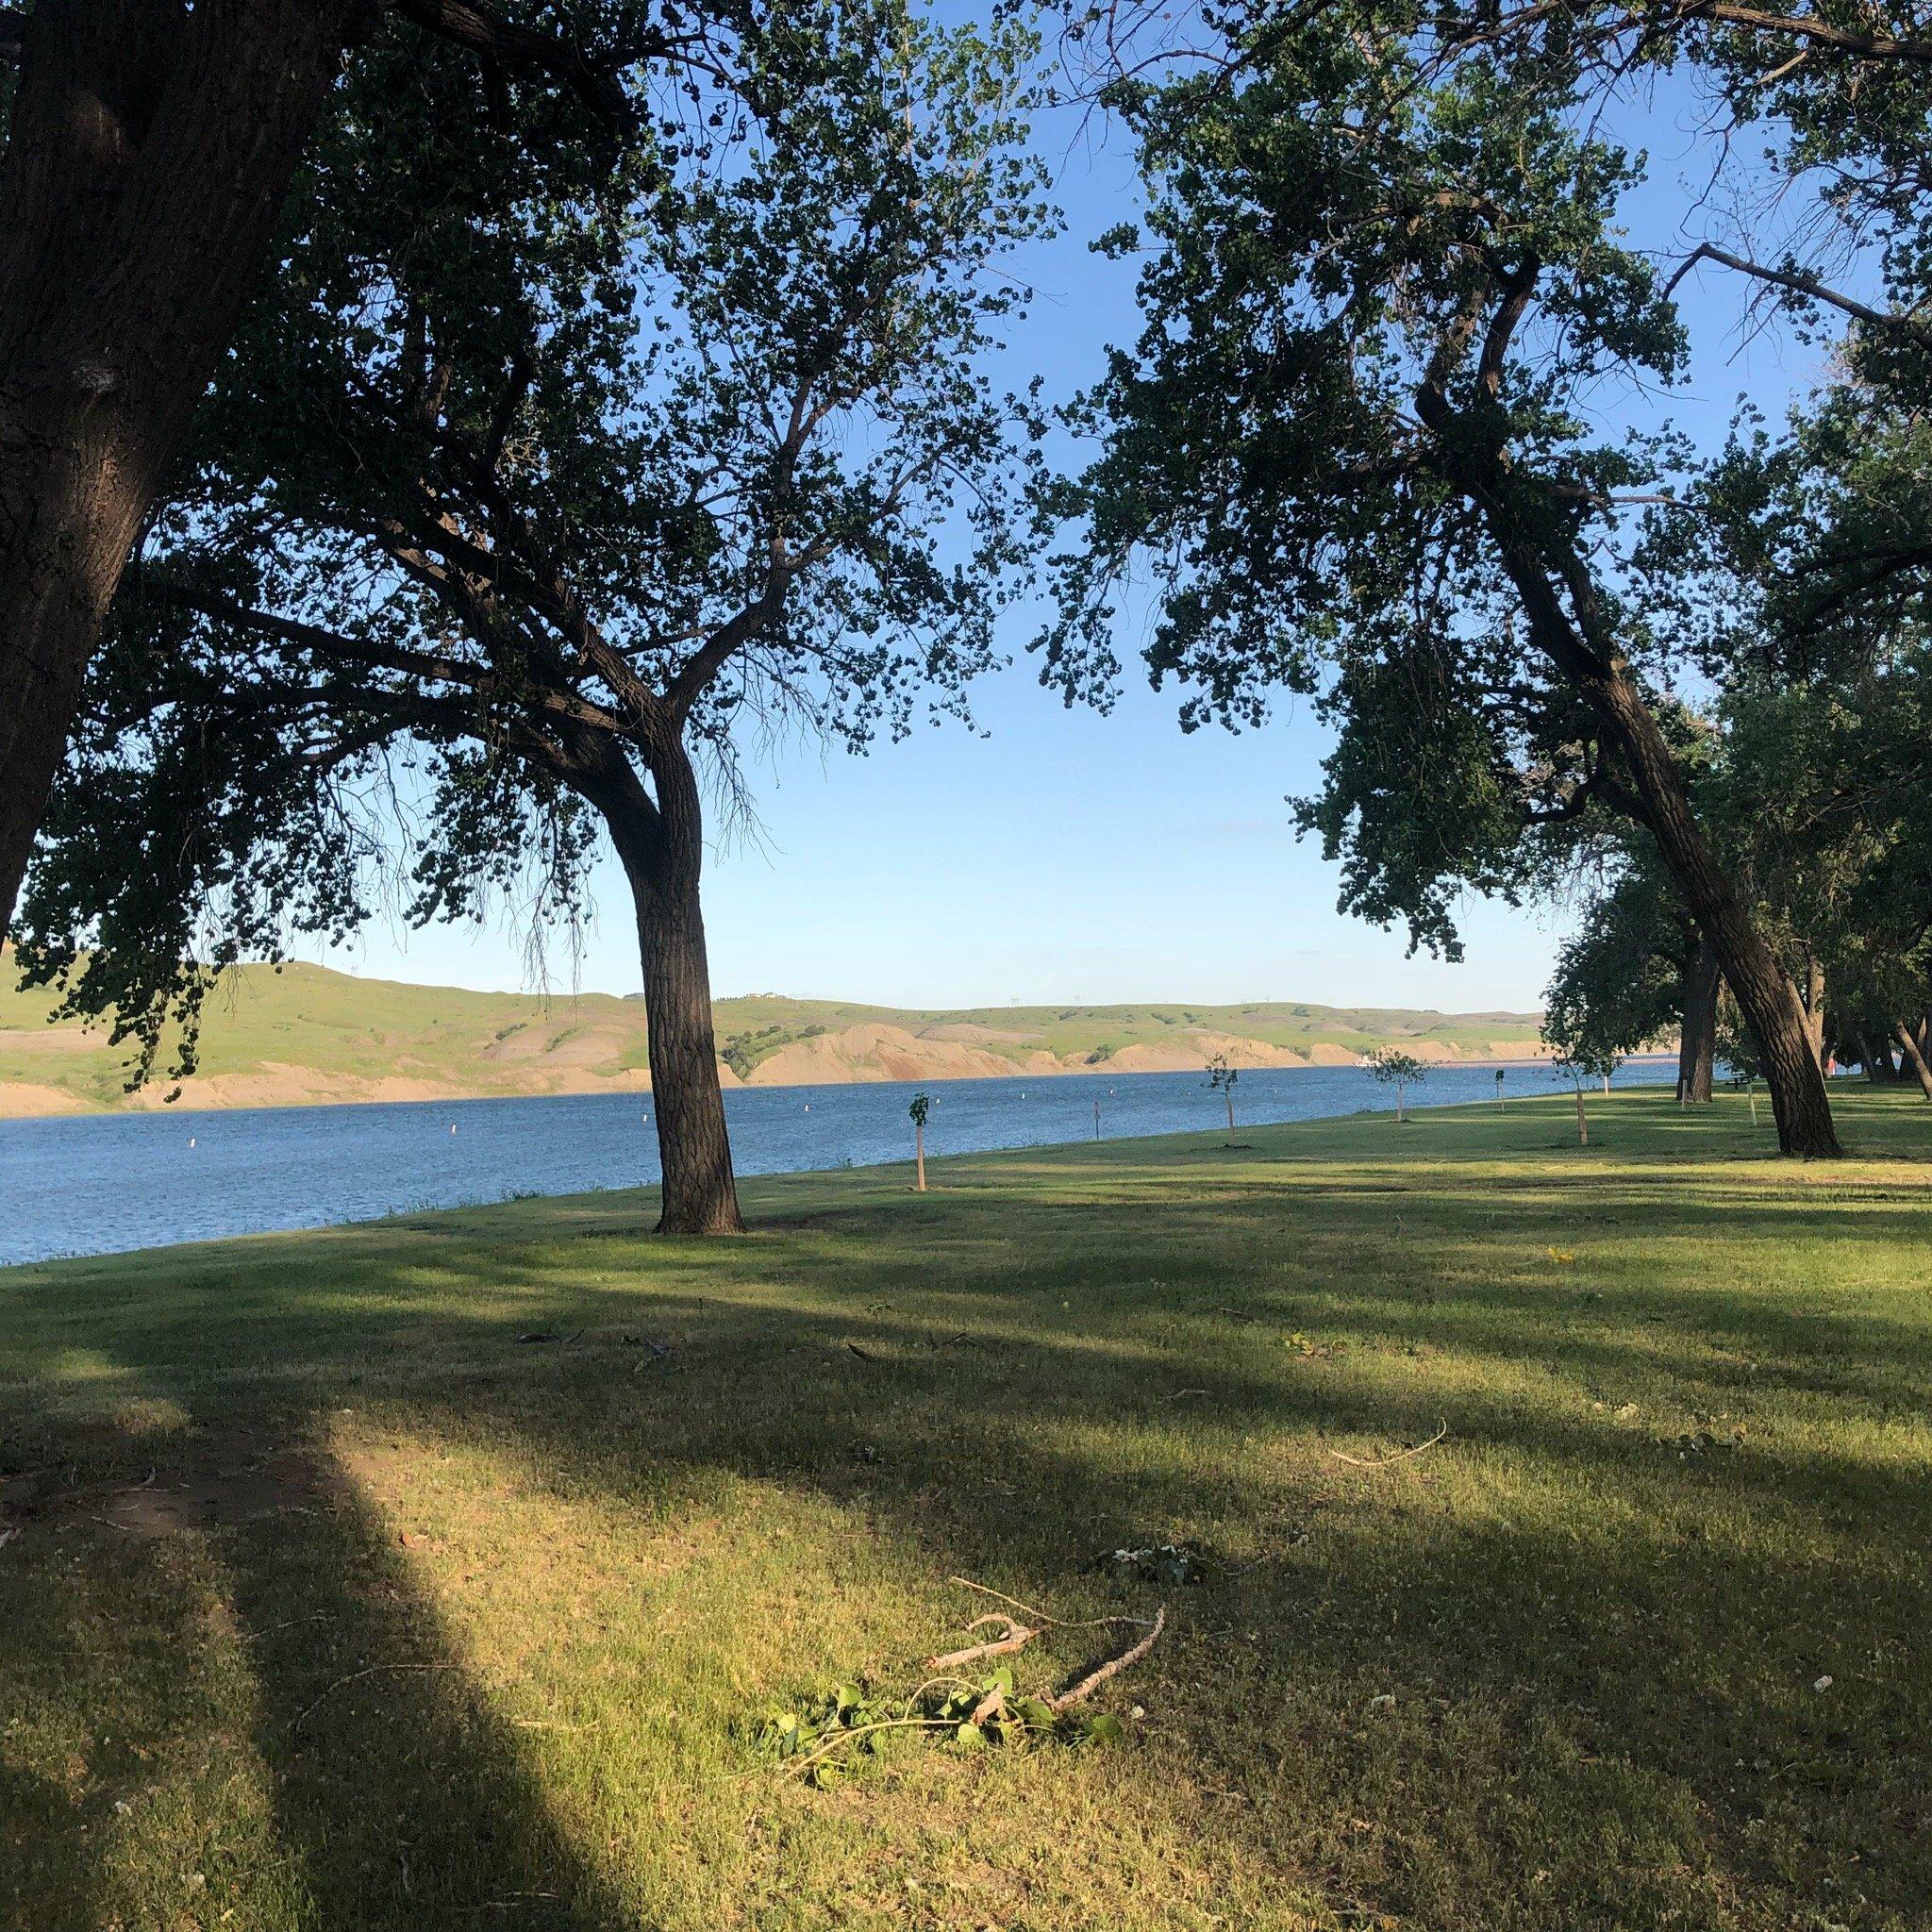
left=139, top=579, right=635, bottom=739
left=1424, top=1, right=1932, bottom=71
left=1686, top=2, right=1932, bottom=68
left=1663, top=241, right=1932, bottom=342
left=665, top=583, right=790, bottom=723
left=392, top=0, right=649, bottom=122
left=926, top=1615, right=1040, bottom=1672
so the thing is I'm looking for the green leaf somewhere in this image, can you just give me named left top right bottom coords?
left=955, top=1721, right=988, bottom=1751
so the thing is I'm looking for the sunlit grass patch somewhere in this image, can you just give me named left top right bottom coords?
left=2, top=1087, right=1928, bottom=1929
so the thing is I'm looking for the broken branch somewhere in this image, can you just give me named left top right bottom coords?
left=926, top=1614, right=1039, bottom=1671
left=292, top=1662, right=460, bottom=1730
left=949, top=1574, right=1158, bottom=1632
left=1049, top=1605, right=1167, bottom=1712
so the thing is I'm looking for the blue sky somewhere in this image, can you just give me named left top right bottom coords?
left=305, top=53, right=1831, bottom=1013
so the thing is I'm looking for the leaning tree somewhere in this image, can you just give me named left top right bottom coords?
left=0, top=0, right=759, bottom=940
left=17, top=1, right=1048, bottom=1234
left=1042, top=6, right=1841, bottom=1155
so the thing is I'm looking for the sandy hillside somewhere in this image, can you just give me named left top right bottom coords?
left=0, top=955, right=1554, bottom=1117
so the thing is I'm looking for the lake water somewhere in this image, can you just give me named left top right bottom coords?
left=0, top=1058, right=1677, bottom=1266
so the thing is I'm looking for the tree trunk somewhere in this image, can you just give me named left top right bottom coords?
left=1421, top=369, right=1839, bottom=1155
left=602, top=743, right=741, bottom=1236
left=915, top=1120, right=926, bottom=1190
left=1598, top=687, right=1836, bottom=1152
left=1896, top=1021, right=1932, bottom=1102
left=0, top=0, right=357, bottom=937
left=1857, top=1030, right=1899, bottom=1082
left=1676, top=939, right=1718, bottom=1104
left=1574, top=1084, right=1589, bottom=1145
left=1467, top=504, right=1840, bottom=1157
left=1799, top=957, right=1826, bottom=1072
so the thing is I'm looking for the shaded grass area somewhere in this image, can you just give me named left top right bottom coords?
left=1, top=1088, right=1928, bottom=1930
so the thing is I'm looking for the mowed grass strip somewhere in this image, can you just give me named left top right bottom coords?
left=1, top=1088, right=1928, bottom=1931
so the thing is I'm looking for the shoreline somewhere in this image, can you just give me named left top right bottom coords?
left=0, top=1047, right=1656, bottom=1127
left=1, top=1070, right=1687, bottom=1271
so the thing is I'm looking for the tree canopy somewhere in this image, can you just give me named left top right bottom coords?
left=18, top=0, right=1051, bottom=1228
left=1041, top=0, right=1849, bottom=1151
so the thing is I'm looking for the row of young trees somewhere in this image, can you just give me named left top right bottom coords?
left=5, top=2, right=1932, bottom=1231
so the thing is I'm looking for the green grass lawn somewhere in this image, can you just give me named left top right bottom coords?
left=2, top=1089, right=1929, bottom=1930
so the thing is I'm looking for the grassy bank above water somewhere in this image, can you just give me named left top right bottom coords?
left=2, top=1088, right=1928, bottom=1930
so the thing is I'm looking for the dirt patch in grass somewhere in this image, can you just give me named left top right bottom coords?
left=1, top=1425, right=319, bottom=1541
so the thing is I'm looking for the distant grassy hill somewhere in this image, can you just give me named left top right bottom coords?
left=0, top=955, right=1550, bottom=1116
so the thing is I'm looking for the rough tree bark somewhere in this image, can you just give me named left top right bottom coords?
left=0, top=0, right=361, bottom=937
left=1676, top=937, right=1718, bottom=1105
left=602, top=741, right=743, bottom=1237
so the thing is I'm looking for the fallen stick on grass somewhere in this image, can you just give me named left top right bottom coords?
left=950, top=1575, right=1158, bottom=1633
left=927, top=1614, right=1039, bottom=1671
left=1328, top=1421, right=1448, bottom=1470
left=1050, top=1605, right=1167, bottom=1712
left=968, top=1685, right=1007, bottom=1725
left=292, top=1662, right=460, bottom=1730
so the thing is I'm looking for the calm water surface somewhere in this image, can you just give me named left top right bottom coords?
left=0, top=1058, right=1676, bottom=1266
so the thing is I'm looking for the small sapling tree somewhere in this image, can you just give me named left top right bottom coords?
left=1365, top=1047, right=1424, bottom=1124
left=1552, top=1047, right=1619, bottom=1145
left=909, top=1091, right=931, bottom=1193
left=1206, top=1053, right=1239, bottom=1137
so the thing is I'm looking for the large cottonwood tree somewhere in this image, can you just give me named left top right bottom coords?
left=18, top=2, right=1047, bottom=1234
left=1043, top=7, right=1842, bottom=1154
left=0, top=0, right=741, bottom=942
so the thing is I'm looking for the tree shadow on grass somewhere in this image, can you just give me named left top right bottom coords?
left=7, top=1114, right=1932, bottom=1929
left=218, top=1441, right=640, bottom=1931
left=0, top=1412, right=636, bottom=1931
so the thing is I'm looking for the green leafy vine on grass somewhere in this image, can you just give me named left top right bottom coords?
left=755, top=1581, right=1166, bottom=1786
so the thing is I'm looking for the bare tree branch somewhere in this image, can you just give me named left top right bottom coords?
left=1663, top=240, right=1932, bottom=342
